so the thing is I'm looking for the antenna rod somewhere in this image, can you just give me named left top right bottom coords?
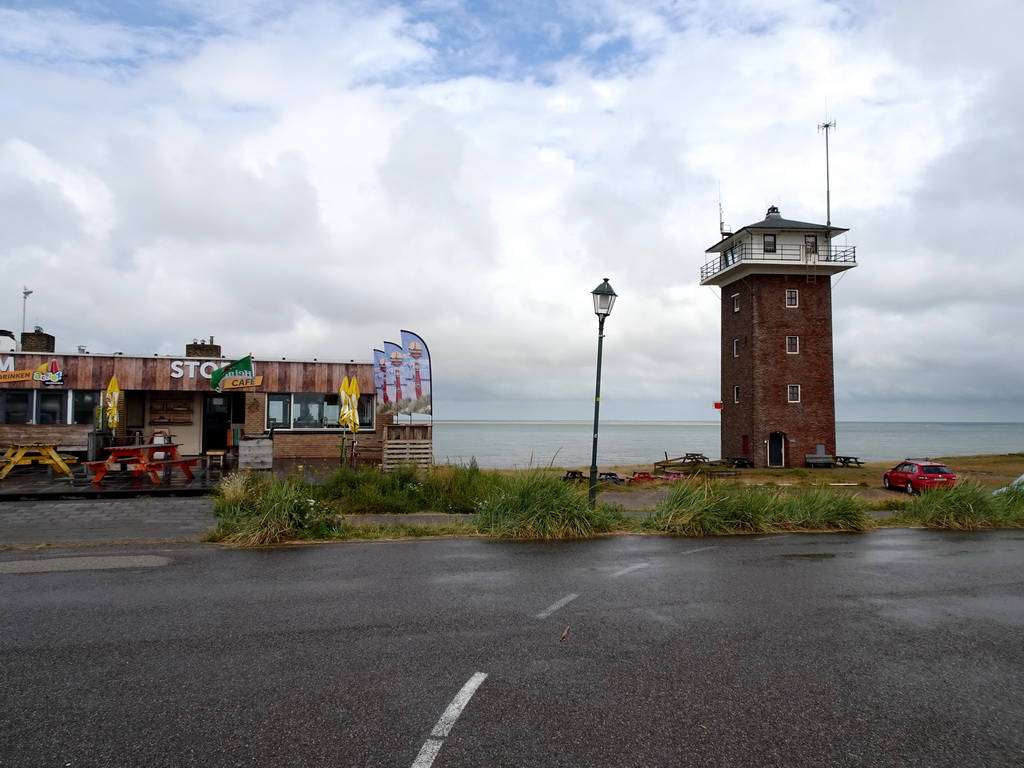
left=818, top=119, right=835, bottom=226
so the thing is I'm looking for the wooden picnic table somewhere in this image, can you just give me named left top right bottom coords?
left=835, top=456, right=864, bottom=467
left=0, top=443, right=78, bottom=480
left=726, top=456, right=753, bottom=468
left=84, top=443, right=197, bottom=484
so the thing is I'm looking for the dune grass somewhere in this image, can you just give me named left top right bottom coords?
left=206, top=459, right=1024, bottom=546
left=645, top=480, right=874, bottom=536
left=475, top=469, right=627, bottom=539
left=896, top=479, right=1024, bottom=530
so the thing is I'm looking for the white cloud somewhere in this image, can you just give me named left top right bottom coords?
left=1, top=0, right=1023, bottom=421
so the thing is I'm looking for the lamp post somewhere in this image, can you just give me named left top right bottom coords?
left=589, top=278, right=617, bottom=508
left=21, top=287, right=33, bottom=345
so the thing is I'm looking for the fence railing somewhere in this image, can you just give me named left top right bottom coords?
left=701, top=244, right=856, bottom=281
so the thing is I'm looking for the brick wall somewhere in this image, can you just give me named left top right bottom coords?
left=720, top=274, right=837, bottom=467
left=20, top=332, right=55, bottom=353
left=185, top=342, right=222, bottom=358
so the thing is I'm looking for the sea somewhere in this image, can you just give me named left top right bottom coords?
left=428, top=421, right=1024, bottom=469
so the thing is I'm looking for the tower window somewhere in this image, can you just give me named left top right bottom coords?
left=785, top=289, right=799, bottom=307
left=733, top=338, right=740, bottom=357
left=763, top=234, right=776, bottom=253
left=805, top=234, right=818, bottom=255
left=733, top=386, right=740, bottom=403
left=732, top=293, right=740, bottom=312
left=788, top=384, right=801, bottom=403
left=786, top=336, right=799, bottom=354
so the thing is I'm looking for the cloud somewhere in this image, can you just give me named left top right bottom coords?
left=1, top=0, right=1023, bottom=422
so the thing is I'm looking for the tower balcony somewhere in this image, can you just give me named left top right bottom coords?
left=700, top=243, right=856, bottom=286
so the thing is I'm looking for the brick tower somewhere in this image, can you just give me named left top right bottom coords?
left=700, top=206, right=857, bottom=467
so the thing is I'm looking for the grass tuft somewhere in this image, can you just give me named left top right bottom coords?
left=475, top=470, right=602, bottom=539
left=897, top=479, right=1024, bottom=530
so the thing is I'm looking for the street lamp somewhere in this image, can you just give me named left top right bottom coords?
left=589, top=278, right=617, bottom=508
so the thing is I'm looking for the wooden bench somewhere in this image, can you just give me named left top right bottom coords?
left=0, top=425, right=92, bottom=453
left=805, top=455, right=834, bottom=468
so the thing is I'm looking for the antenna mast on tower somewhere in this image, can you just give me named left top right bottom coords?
left=818, top=117, right=836, bottom=226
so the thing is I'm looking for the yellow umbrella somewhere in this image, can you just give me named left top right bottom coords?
left=338, top=377, right=360, bottom=433
left=345, top=376, right=361, bottom=433
left=104, top=375, right=121, bottom=431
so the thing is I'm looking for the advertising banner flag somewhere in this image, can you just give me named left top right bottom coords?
left=210, top=355, right=263, bottom=391
left=373, top=349, right=388, bottom=407
left=400, top=330, right=431, bottom=415
left=382, top=341, right=405, bottom=414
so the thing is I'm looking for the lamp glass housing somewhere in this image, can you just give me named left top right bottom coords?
left=592, top=279, right=617, bottom=317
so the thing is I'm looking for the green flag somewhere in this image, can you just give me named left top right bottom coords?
left=210, top=355, right=254, bottom=391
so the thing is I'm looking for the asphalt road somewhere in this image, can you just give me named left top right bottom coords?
left=2, top=530, right=1023, bottom=767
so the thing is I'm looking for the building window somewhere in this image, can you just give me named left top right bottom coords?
left=267, top=393, right=374, bottom=431
left=763, top=234, right=776, bottom=253
left=788, top=384, right=801, bottom=403
left=733, top=386, right=740, bottom=403
left=786, top=336, right=799, bottom=354
left=785, top=289, right=799, bottom=307
left=733, top=338, right=740, bottom=357
left=805, top=234, right=818, bottom=255
left=72, top=391, right=100, bottom=425
left=732, top=293, right=740, bottom=312
left=0, top=391, right=31, bottom=424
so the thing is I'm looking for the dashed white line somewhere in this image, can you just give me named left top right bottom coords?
left=412, top=672, right=488, bottom=768
left=411, top=739, right=443, bottom=768
left=610, top=562, right=649, bottom=578
left=681, top=546, right=716, bottom=555
left=536, top=593, right=579, bottom=619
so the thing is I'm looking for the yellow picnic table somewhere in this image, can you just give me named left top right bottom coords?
left=0, top=443, right=78, bottom=480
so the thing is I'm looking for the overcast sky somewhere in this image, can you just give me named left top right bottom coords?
left=2, top=0, right=1022, bottom=422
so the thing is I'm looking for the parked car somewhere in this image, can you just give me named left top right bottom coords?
left=883, top=460, right=957, bottom=493
left=993, top=473, right=1024, bottom=495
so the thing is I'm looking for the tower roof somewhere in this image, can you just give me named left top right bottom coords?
left=706, top=206, right=848, bottom=253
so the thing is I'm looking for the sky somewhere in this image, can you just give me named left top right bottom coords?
left=1, top=0, right=1022, bottom=422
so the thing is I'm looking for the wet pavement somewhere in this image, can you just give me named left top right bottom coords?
left=2, top=531, right=1023, bottom=766
left=0, top=497, right=217, bottom=547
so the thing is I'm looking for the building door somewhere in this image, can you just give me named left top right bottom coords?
left=203, top=394, right=232, bottom=452
left=768, top=432, right=786, bottom=467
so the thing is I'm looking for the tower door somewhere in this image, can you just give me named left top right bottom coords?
left=768, top=432, right=786, bottom=467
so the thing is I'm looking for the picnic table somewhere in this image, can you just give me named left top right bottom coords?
left=726, top=456, right=753, bottom=468
left=0, top=443, right=78, bottom=481
left=84, top=443, right=197, bottom=484
left=598, top=472, right=624, bottom=484
left=835, top=456, right=864, bottom=467
left=562, top=470, right=585, bottom=481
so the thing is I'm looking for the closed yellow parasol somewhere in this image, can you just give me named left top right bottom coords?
left=104, top=376, right=121, bottom=431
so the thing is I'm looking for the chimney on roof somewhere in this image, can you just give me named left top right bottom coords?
left=21, top=330, right=55, bottom=353
left=186, top=336, right=222, bottom=358
left=766, top=205, right=781, bottom=218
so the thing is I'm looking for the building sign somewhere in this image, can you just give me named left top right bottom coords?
left=0, top=358, right=64, bottom=386
left=209, top=355, right=264, bottom=391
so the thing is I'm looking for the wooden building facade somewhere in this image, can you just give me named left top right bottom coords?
left=0, top=340, right=431, bottom=470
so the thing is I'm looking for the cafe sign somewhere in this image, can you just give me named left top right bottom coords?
left=209, top=355, right=264, bottom=392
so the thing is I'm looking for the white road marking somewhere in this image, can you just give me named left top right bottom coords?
left=411, top=739, right=443, bottom=768
left=753, top=535, right=792, bottom=541
left=681, top=546, right=716, bottom=555
left=610, top=562, right=649, bottom=578
left=412, top=672, right=488, bottom=768
left=536, top=593, right=579, bottom=619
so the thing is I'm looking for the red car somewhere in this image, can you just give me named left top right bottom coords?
left=883, top=460, right=957, bottom=493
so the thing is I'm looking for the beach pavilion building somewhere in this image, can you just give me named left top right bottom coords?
left=0, top=333, right=431, bottom=473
